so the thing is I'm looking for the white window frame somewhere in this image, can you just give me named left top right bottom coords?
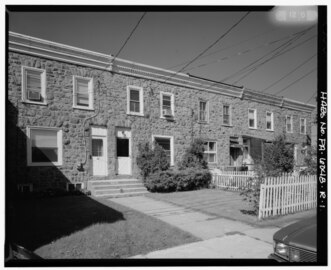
left=27, top=126, right=63, bottom=166
left=248, top=109, right=257, bottom=129
left=286, top=115, right=293, bottom=133
left=266, top=111, right=274, bottom=131
left=152, top=135, right=174, bottom=166
left=21, top=66, right=47, bottom=105
left=198, top=100, right=209, bottom=122
left=73, top=76, right=94, bottom=110
left=127, top=85, right=144, bottom=116
left=300, top=118, right=307, bottom=134
left=223, top=104, right=232, bottom=126
left=160, top=92, right=175, bottom=118
left=204, top=141, right=217, bottom=164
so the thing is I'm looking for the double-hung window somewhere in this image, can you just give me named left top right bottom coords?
left=266, top=111, right=274, bottom=131
left=127, top=86, right=144, bottom=116
left=203, top=141, right=217, bottom=164
left=300, top=118, right=306, bottom=134
left=27, top=127, right=63, bottom=166
left=73, top=76, right=94, bottom=110
left=199, top=101, right=208, bottom=122
left=160, top=92, right=174, bottom=118
left=286, top=115, right=293, bottom=133
left=223, top=105, right=231, bottom=125
left=153, top=135, right=174, bottom=166
left=248, top=109, right=257, bottom=129
left=22, top=66, right=46, bottom=104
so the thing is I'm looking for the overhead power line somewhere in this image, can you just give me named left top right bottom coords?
left=263, top=53, right=317, bottom=92
left=232, top=34, right=316, bottom=84
left=221, top=26, right=314, bottom=83
left=274, top=68, right=317, bottom=96
left=111, top=12, right=146, bottom=63
left=305, top=92, right=317, bottom=104
left=182, top=30, right=307, bottom=73
left=160, top=12, right=250, bottom=86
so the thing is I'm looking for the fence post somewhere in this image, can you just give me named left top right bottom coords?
left=258, top=182, right=265, bottom=220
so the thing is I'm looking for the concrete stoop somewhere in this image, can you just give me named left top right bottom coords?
left=88, top=179, right=149, bottom=198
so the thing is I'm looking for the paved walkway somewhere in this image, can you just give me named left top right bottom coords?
left=110, top=196, right=282, bottom=259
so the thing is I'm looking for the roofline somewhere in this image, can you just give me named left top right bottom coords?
left=8, top=31, right=315, bottom=113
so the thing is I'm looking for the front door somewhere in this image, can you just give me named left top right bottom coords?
left=91, top=127, right=108, bottom=176
left=116, top=128, right=131, bottom=175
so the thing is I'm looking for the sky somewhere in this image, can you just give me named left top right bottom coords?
left=8, top=7, right=318, bottom=105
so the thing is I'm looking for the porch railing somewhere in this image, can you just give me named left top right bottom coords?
left=212, top=171, right=255, bottom=190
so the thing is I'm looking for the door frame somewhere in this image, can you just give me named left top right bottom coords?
left=116, top=127, right=132, bottom=175
left=91, top=127, right=108, bottom=176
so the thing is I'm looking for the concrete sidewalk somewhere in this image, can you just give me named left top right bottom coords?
left=110, top=196, right=282, bottom=259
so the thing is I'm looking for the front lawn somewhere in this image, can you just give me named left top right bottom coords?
left=146, top=189, right=316, bottom=227
left=7, top=195, right=199, bottom=258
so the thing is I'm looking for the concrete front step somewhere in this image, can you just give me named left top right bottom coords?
left=94, top=187, right=148, bottom=195
left=88, top=178, right=149, bottom=198
left=95, top=191, right=149, bottom=198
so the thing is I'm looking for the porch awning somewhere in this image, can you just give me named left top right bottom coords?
left=230, top=144, right=245, bottom=148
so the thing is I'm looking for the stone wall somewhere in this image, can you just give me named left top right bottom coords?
left=7, top=52, right=313, bottom=190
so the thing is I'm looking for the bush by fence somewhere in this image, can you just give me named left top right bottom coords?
left=145, top=169, right=212, bottom=193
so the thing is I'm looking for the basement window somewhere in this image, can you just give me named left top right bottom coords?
left=21, top=66, right=46, bottom=105
left=27, top=126, right=63, bottom=166
left=73, top=76, right=94, bottom=110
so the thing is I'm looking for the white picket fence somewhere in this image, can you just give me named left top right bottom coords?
left=212, top=171, right=255, bottom=190
left=258, top=174, right=317, bottom=220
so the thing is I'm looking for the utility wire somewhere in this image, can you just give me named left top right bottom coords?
left=168, top=28, right=277, bottom=70
left=111, top=12, right=146, bottom=64
left=273, top=68, right=317, bottom=96
left=263, top=53, right=317, bottom=92
left=160, top=12, right=250, bottom=86
left=305, top=92, right=317, bottom=104
left=182, top=30, right=306, bottom=73
left=232, top=34, right=316, bottom=84
left=221, top=26, right=314, bottom=83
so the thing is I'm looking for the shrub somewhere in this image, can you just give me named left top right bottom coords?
left=179, top=138, right=208, bottom=170
left=263, top=134, right=294, bottom=176
left=136, top=142, right=170, bottom=180
left=301, top=146, right=317, bottom=175
left=145, top=168, right=211, bottom=193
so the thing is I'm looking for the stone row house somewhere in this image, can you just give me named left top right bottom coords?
left=7, top=32, right=315, bottom=193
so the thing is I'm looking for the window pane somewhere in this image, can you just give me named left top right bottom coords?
left=249, top=109, right=255, bottom=118
left=130, top=101, right=140, bottom=112
left=223, top=105, right=229, bottom=115
left=208, top=154, right=215, bottom=163
left=77, top=93, right=89, bottom=106
left=26, top=70, right=41, bottom=92
left=223, top=115, right=230, bottom=125
left=31, top=129, right=58, bottom=163
left=209, top=142, right=216, bottom=151
left=117, top=138, right=129, bottom=157
left=249, top=119, right=255, bottom=127
left=92, top=139, right=103, bottom=157
left=155, top=138, right=171, bottom=151
left=77, top=79, right=88, bottom=94
left=130, top=89, right=140, bottom=102
left=267, top=122, right=272, bottom=129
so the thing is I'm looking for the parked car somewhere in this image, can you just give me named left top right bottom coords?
left=269, top=216, right=316, bottom=262
left=5, top=243, right=42, bottom=261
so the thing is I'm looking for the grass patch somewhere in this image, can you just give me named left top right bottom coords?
left=7, top=195, right=199, bottom=258
left=146, top=189, right=316, bottom=227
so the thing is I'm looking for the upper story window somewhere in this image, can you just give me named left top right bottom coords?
left=300, top=118, right=307, bottom=134
left=199, top=101, right=209, bottom=122
left=27, top=126, right=63, bottom=166
left=286, top=115, right=293, bottom=133
left=127, top=86, right=144, bottom=116
left=203, top=141, right=217, bottom=164
left=223, top=105, right=231, bottom=125
left=160, top=92, right=174, bottom=118
left=266, top=111, right=274, bottom=131
left=73, top=76, right=94, bottom=110
left=248, top=109, right=257, bottom=129
left=21, top=66, right=46, bottom=105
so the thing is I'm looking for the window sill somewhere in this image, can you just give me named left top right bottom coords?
left=222, top=124, right=233, bottom=127
left=160, top=116, right=175, bottom=120
left=198, top=120, right=209, bottom=124
left=22, top=100, right=47, bottom=106
left=27, top=162, right=63, bottom=167
left=266, top=129, right=274, bottom=132
left=73, top=106, right=94, bottom=111
left=127, top=112, right=144, bottom=117
left=249, top=127, right=257, bottom=130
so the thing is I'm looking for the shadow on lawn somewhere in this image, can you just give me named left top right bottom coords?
left=6, top=100, right=124, bottom=252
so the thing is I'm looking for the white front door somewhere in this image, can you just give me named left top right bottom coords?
left=116, top=129, right=131, bottom=175
left=91, top=127, right=108, bottom=176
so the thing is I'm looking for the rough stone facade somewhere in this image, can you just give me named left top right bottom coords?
left=7, top=50, right=313, bottom=191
